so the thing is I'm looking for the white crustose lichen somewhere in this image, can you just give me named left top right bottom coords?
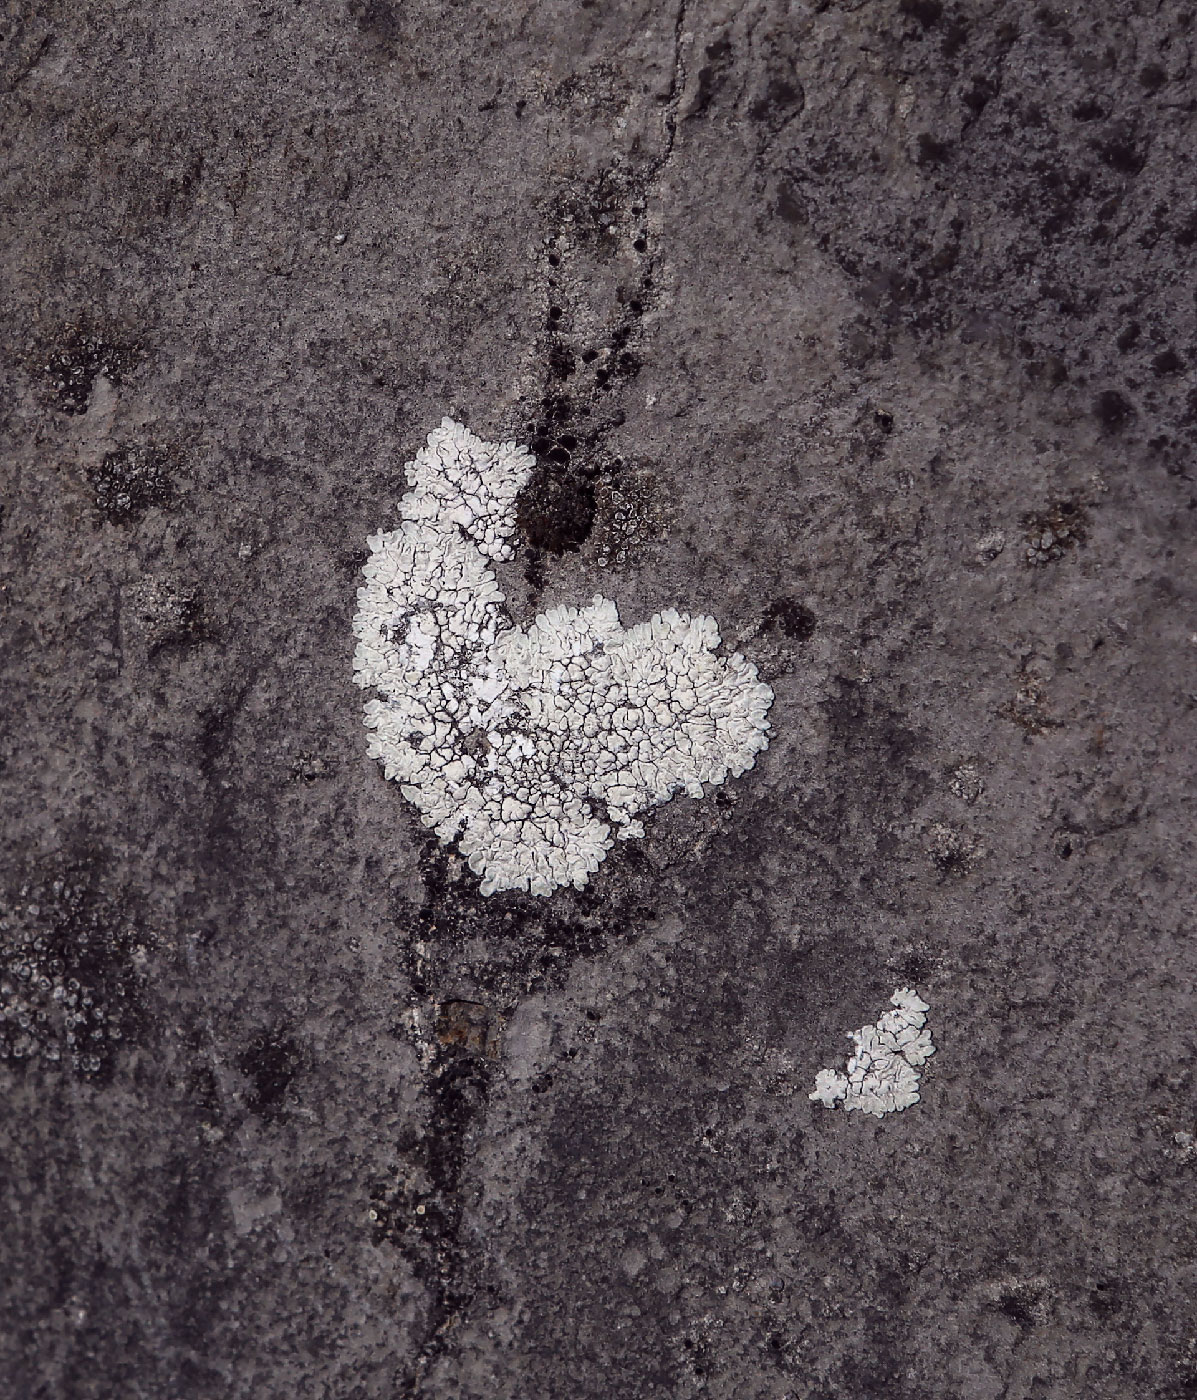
left=809, top=988, right=935, bottom=1118
left=352, top=419, right=774, bottom=897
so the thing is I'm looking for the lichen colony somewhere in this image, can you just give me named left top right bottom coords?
left=352, top=419, right=774, bottom=896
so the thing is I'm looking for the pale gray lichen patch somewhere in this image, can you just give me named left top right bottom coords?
left=352, top=419, right=774, bottom=897
left=809, top=988, right=935, bottom=1118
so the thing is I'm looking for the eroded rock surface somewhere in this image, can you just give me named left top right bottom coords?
left=2, top=3, right=1195, bottom=1397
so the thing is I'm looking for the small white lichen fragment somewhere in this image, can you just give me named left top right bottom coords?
left=352, top=418, right=774, bottom=897
left=809, top=987, right=935, bottom=1119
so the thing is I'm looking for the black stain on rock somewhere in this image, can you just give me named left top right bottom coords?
left=689, top=37, right=734, bottom=120
left=899, top=0, right=943, bottom=28
left=516, top=462, right=595, bottom=555
left=1094, top=388, right=1135, bottom=431
left=237, top=1021, right=305, bottom=1119
left=371, top=1004, right=497, bottom=1392
left=761, top=597, right=817, bottom=642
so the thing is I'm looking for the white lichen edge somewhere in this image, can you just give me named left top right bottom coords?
left=809, top=988, right=935, bottom=1118
left=352, top=418, right=774, bottom=897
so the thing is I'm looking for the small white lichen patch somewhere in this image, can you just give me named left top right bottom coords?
left=352, top=419, right=774, bottom=896
left=809, top=988, right=935, bottom=1118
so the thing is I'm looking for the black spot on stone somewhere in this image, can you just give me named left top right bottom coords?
left=88, top=445, right=174, bottom=524
left=346, top=0, right=400, bottom=49
left=762, top=598, right=816, bottom=642
left=516, top=465, right=595, bottom=554
left=1094, top=388, right=1134, bottom=431
left=1116, top=322, right=1141, bottom=352
left=1088, top=1279, right=1125, bottom=1317
left=748, top=76, right=805, bottom=131
left=547, top=345, right=575, bottom=380
left=1139, top=63, right=1166, bottom=92
left=238, top=1022, right=304, bottom=1119
left=1152, top=348, right=1183, bottom=375
left=1093, top=124, right=1146, bottom=175
left=0, top=860, right=149, bottom=1081
left=995, top=1282, right=1046, bottom=1330
left=963, top=75, right=999, bottom=115
left=690, top=37, right=733, bottom=118
left=899, top=0, right=943, bottom=28
left=941, top=18, right=968, bottom=59
left=915, top=133, right=951, bottom=165
left=775, top=182, right=807, bottom=225
left=1072, top=98, right=1105, bottom=121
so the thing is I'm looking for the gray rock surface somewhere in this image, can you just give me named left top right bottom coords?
left=2, top=1, right=1196, bottom=1396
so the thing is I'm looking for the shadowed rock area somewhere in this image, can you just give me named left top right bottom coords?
left=2, top=2, right=1195, bottom=1397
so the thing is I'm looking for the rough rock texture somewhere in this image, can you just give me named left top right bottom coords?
left=2, top=2, right=1195, bottom=1397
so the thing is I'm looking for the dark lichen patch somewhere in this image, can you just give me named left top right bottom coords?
left=34, top=323, right=142, bottom=415
left=0, top=865, right=150, bottom=1081
left=592, top=466, right=668, bottom=570
left=687, top=36, right=734, bottom=121
left=395, top=834, right=657, bottom=1006
left=1000, top=667, right=1059, bottom=736
left=1021, top=499, right=1088, bottom=565
left=550, top=166, right=639, bottom=251
left=237, top=1021, right=305, bottom=1119
left=760, top=597, right=816, bottom=642
left=88, top=445, right=175, bottom=524
left=516, top=461, right=595, bottom=555
left=993, top=1279, right=1050, bottom=1330
left=122, top=576, right=209, bottom=654
left=822, top=679, right=934, bottom=831
left=923, top=821, right=984, bottom=878
left=899, top=0, right=943, bottom=28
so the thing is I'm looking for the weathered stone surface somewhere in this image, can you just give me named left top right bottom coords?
left=2, top=2, right=1195, bottom=1397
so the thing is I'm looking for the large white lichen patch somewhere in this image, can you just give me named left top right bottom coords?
left=809, top=988, right=935, bottom=1118
left=352, top=419, right=774, bottom=896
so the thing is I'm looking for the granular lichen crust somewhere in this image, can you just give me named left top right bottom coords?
left=352, top=419, right=774, bottom=897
